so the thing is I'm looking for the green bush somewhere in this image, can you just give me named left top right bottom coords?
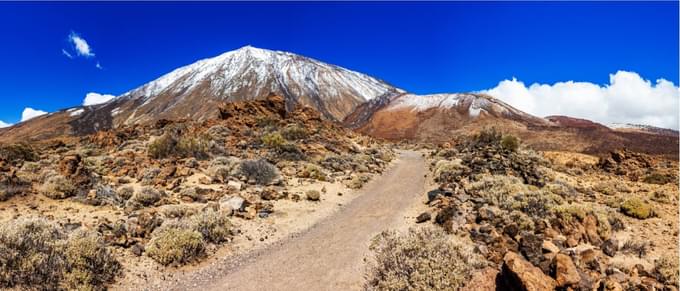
left=620, top=197, right=654, bottom=219
left=261, top=132, right=285, bottom=148
left=364, top=227, right=485, bottom=291
left=145, top=226, right=205, bottom=266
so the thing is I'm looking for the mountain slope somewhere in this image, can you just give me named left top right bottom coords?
left=0, top=46, right=402, bottom=142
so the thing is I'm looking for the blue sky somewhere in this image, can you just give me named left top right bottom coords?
left=0, top=2, right=678, bottom=126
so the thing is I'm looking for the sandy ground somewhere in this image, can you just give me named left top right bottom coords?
left=148, top=150, right=426, bottom=291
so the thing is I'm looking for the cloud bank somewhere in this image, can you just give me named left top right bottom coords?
left=0, top=121, right=11, bottom=128
left=482, top=71, right=679, bottom=129
left=83, top=92, right=116, bottom=106
left=21, top=107, right=48, bottom=122
left=68, top=31, right=95, bottom=58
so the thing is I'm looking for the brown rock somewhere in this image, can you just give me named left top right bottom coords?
left=501, top=251, right=557, bottom=291
left=583, top=215, right=603, bottom=245
left=462, top=267, right=499, bottom=291
left=542, top=240, right=560, bottom=254
left=415, top=212, right=431, bottom=223
left=554, top=253, right=580, bottom=287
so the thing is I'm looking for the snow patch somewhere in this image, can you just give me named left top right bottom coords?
left=69, top=109, right=84, bottom=117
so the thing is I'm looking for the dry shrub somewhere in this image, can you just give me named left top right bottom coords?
left=145, top=225, right=205, bottom=266
left=40, top=174, right=76, bottom=199
left=500, top=134, right=520, bottom=152
left=261, top=132, right=285, bottom=148
left=654, top=256, right=679, bottom=286
left=148, top=132, right=211, bottom=160
left=364, top=227, right=485, bottom=291
left=131, top=186, right=163, bottom=206
left=622, top=239, right=649, bottom=258
left=240, top=159, right=279, bottom=185
left=345, top=174, right=370, bottom=190
left=281, top=124, right=309, bottom=140
left=0, top=218, right=120, bottom=290
left=188, top=209, right=232, bottom=244
left=0, top=143, right=39, bottom=164
left=301, top=164, right=327, bottom=181
left=62, top=230, right=121, bottom=290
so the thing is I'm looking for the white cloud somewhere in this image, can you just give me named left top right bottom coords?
left=96, top=62, right=103, bottom=70
left=21, top=107, right=48, bottom=122
left=0, top=120, right=12, bottom=128
left=83, top=92, right=116, bottom=106
left=68, top=31, right=95, bottom=58
left=482, top=71, right=680, bottom=129
left=61, top=49, right=73, bottom=59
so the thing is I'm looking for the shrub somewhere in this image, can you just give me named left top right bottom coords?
left=145, top=226, right=205, bottom=266
left=306, top=190, right=320, bottom=201
left=0, top=143, right=39, bottom=164
left=0, top=218, right=120, bottom=290
left=642, top=172, right=673, bottom=185
left=240, top=159, right=279, bottom=185
left=651, top=190, right=672, bottom=204
left=132, top=187, right=163, bottom=206
left=620, top=198, right=654, bottom=219
left=261, top=132, right=285, bottom=148
left=471, top=127, right=502, bottom=148
left=654, top=256, right=679, bottom=285
left=117, top=186, right=134, bottom=200
left=552, top=203, right=587, bottom=222
left=364, top=227, right=485, bottom=291
left=188, top=209, right=231, bottom=244
left=621, top=239, right=648, bottom=258
left=148, top=132, right=211, bottom=159
left=281, top=124, right=308, bottom=141
left=345, top=174, right=370, bottom=189
left=465, top=175, right=526, bottom=208
left=40, top=174, right=76, bottom=199
left=301, top=164, right=327, bottom=181
left=274, top=143, right=306, bottom=161
left=209, top=156, right=241, bottom=182
left=0, top=217, right=64, bottom=289
left=432, top=159, right=467, bottom=183
left=500, top=135, right=520, bottom=152
left=62, top=230, right=121, bottom=290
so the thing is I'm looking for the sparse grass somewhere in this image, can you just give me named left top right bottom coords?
left=145, top=225, right=205, bottom=266
left=364, top=227, right=485, bottom=291
left=240, top=159, right=279, bottom=185
left=621, top=239, right=649, bottom=258
left=620, top=197, right=654, bottom=219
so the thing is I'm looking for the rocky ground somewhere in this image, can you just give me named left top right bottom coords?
left=395, top=129, right=679, bottom=290
left=0, top=95, right=395, bottom=290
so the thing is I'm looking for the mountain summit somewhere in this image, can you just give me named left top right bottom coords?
left=0, top=46, right=402, bottom=141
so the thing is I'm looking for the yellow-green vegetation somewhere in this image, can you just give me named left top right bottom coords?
left=465, top=175, right=526, bottom=207
left=500, top=134, right=520, bottom=152
left=0, top=143, right=39, bottom=164
left=642, top=172, right=674, bottom=185
left=40, top=174, right=76, bottom=199
left=620, top=197, right=654, bottom=219
left=0, top=217, right=120, bottom=290
left=432, top=159, right=466, bottom=182
left=302, top=164, right=327, bottom=181
left=552, top=203, right=587, bottom=222
left=62, top=231, right=121, bottom=290
left=189, top=209, right=232, bottom=243
left=281, top=124, right=309, bottom=140
left=145, top=226, right=205, bottom=266
left=261, top=131, right=286, bottom=148
left=364, top=227, right=485, bottom=291
left=147, top=132, right=211, bottom=159
left=345, top=173, right=370, bottom=189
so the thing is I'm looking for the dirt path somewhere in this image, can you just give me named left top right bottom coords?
left=192, top=150, right=425, bottom=291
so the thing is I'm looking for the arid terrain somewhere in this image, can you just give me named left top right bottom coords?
left=0, top=46, right=677, bottom=291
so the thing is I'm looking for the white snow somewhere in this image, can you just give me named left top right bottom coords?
left=69, top=109, right=84, bottom=116
left=122, top=45, right=401, bottom=108
left=387, top=94, right=469, bottom=111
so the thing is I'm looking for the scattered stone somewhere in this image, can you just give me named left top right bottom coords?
left=227, top=181, right=243, bottom=191
left=602, top=238, right=618, bottom=257
left=415, top=212, right=431, bottom=223
left=501, top=252, right=557, bottom=291
left=554, top=253, right=580, bottom=287
left=306, top=190, right=320, bottom=201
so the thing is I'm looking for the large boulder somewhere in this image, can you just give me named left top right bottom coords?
left=554, top=253, right=580, bottom=287
left=501, top=252, right=557, bottom=291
